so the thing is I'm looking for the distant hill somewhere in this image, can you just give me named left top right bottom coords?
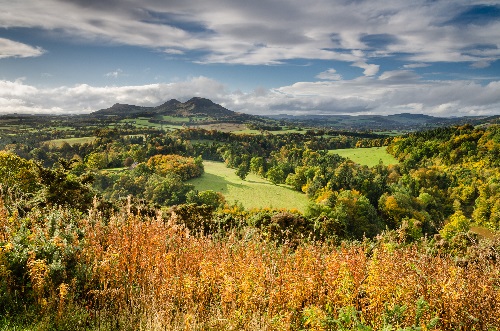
left=267, top=113, right=499, bottom=131
left=93, top=97, right=247, bottom=120
left=91, top=97, right=499, bottom=131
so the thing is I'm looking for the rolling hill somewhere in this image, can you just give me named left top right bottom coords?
left=92, top=97, right=253, bottom=122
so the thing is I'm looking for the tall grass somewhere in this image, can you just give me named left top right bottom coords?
left=1, top=200, right=500, bottom=330
left=82, top=212, right=500, bottom=330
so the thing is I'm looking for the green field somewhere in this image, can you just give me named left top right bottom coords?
left=373, top=130, right=405, bottom=136
left=161, top=115, right=209, bottom=123
left=329, top=146, right=398, bottom=167
left=234, top=128, right=305, bottom=135
left=121, top=118, right=184, bottom=130
left=45, top=136, right=97, bottom=147
left=188, top=161, right=309, bottom=211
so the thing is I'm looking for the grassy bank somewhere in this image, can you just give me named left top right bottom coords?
left=188, top=160, right=309, bottom=211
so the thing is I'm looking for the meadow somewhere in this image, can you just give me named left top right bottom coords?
left=121, top=118, right=184, bottom=130
left=188, top=160, right=309, bottom=211
left=45, top=136, right=97, bottom=147
left=329, top=146, right=398, bottom=167
left=233, top=127, right=306, bottom=135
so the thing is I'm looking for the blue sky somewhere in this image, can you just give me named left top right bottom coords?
left=1, top=0, right=500, bottom=116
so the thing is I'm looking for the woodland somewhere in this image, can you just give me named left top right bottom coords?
left=1, top=113, right=500, bottom=330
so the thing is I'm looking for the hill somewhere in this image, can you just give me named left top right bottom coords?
left=92, top=97, right=253, bottom=122
left=268, top=113, right=499, bottom=131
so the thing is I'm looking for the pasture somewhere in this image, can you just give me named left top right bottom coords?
left=188, top=160, right=309, bottom=211
left=121, top=118, right=184, bottom=130
left=329, top=146, right=398, bottom=167
left=45, top=136, right=97, bottom=147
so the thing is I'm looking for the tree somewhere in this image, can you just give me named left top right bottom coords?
left=236, top=163, right=250, bottom=180
left=440, top=210, right=470, bottom=241
left=146, top=154, right=203, bottom=180
left=186, top=190, right=225, bottom=209
left=123, top=157, right=134, bottom=167
left=144, top=173, right=193, bottom=206
left=0, top=151, right=40, bottom=196
left=250, top=156, right=266, bottom=177
left=85, top=152, right=108, bottom=170
left=267, top=166, right=286, bottom=185
left=332, top=190, right=382, bottom=239
left=35, top=162, right=95, bottom=212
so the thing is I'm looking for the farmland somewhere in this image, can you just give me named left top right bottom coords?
left=329, top=146, right=398, bottom=167
left=188, top=160, right=309, bottom=211
left=45, top=136, right=97, bottom=147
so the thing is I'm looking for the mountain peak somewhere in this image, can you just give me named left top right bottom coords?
left=186, top=97, right=216, bottom=106
left=93, top=97, right=240, bottom=119
left=161, top=99, right=182, bottom=106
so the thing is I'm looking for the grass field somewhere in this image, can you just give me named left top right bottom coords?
left=329, top=146, right=398, bottom=167
left=161, top=115, right=209, bottom=122
left=234, top=128, right=306, bottom=135
left=161, top=115, right=190, bottom=123
left=121, top=118, right=184, bottom=130
left=373, top=130, right=405, bottom=136
left=45, top=136, right=97, bottom=147
left=194, top=123, right=248, bottom=132
left=188, top=161, right=309, bottom=211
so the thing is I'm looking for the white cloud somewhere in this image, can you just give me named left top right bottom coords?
left=0, top=38, right=45, bottom=59
left=378, top=70, right=421, bottom=82
left=353, top=62, right=380, bottom=76
left=1, top=74, right=499, bottom=117
left=0, top=0, right=498, bottom=67
left=105, top=69, right=124, bottom=78
left=164, top=49, right=184, bottom=55
left=470, top=60, right=492, bottom=69
left=402, top=63, right=430, bottom=69
left=316, top=68, right=342, bottom=80
left=0, top=77, right=227, bottom=114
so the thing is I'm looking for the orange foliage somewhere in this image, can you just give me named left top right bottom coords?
left=81, top=213, right=500, bottom=330
left=146, top=154, right=203, bottom=180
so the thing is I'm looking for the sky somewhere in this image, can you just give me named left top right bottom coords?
left=1, top=0, right=500, bottom=117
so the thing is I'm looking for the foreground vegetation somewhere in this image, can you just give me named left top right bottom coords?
left=1, top=199, right=499, bottom=331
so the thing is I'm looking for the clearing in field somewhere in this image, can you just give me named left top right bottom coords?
left=121, top=118, right=184, bottom=130
left=45, top=136, right=97, bottom=147
left=234, top=127, right=306, bottom=135
left=188, top=160, right=309, bottom=212
left=329, top=146, right=398, bottom=167
left=193, top=123, right=248, bottom=132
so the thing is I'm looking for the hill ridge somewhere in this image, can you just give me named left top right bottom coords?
left=93, top=97, right=237, bottom=119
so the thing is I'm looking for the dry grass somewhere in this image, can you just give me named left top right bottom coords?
left=80, top=213, right=500, bottom=330
left=2, top=200, right=500, bottom=330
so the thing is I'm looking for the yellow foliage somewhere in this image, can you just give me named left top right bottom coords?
left=27, top=255, right=49, bottom=306
left=440, top=211, right=470, bottom=241
left=79, top=215, right=500, bottom=329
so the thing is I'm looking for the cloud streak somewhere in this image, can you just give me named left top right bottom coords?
left=0, top=38, right=45, bottom=59
left=0, top=1, right=499, bottom=117
left=1, top=76, right=499, bottom=117
left=0, top=0, right=498, bottom=67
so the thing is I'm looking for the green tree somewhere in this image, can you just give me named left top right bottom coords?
left=144, top=173, right=193, bottom=206
left=85, top=151, right=108, bottom=170
left=236, top=163, right=250, bottom=180
left=0, top=151, right=40, bottom=197
left=266, top=166, right=286, bottom=185
left=35, top=162, right=95, bottom=212
left=332, top=190, right=382, bottom=239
